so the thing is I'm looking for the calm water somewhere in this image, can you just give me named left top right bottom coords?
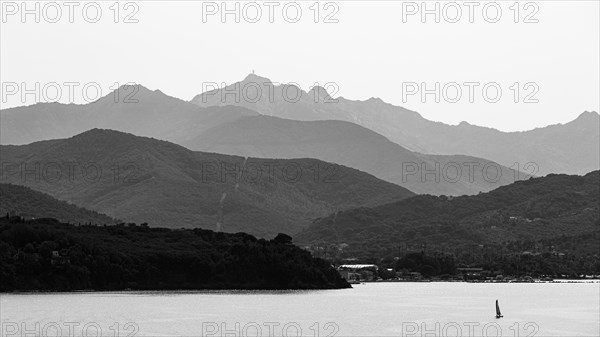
left=1, top=282, right=598, bottom=336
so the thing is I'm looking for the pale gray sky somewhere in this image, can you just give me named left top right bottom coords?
left=1, top=0, right=598, bottom=131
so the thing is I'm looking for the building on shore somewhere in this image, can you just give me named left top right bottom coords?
left=337, top=264, right=378, bottom=282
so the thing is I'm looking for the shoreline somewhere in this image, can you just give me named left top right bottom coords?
left=359, top=279, right=600, bottom=284
left=4, top=279, right=600, bottom=294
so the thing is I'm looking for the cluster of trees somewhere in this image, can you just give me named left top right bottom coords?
left=0, top=216, right=350, bottom=291
left=479, top=253, right=600, bottom=277
left=394, top=252, right=457, bottom=277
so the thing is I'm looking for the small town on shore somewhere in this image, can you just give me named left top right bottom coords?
left=302, top=242, right=600, bottom=283
left=335, top=263, right=600, bottom=284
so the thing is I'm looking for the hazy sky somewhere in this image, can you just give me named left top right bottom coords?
left=1, top=0, right=598, bottom=131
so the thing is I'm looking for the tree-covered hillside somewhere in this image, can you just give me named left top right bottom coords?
left=0, top=184, right=117, bottom=225
left=0, top=128, right=414, bottom=238
left=296, top=171, right=600, bottom=259
left=0, top=216, right=350, bottom=291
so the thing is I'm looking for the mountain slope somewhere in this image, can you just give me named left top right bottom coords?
left=0, top=129, right=414, bottom=237
left=295, top=171, right=600, bottom=258
left=0, top=85, right=258, bottom=145
left=184, top=115, right=528, bottom=196
left=191, top=74, right=599, bottom=176
left=0, top=183, right=117, bottom=225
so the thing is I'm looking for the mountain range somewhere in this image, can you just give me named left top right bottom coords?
left=191, top=74, right=600, bottom=176
left=0, top=129, right=413, bottom=237
left=2, top=75, right=597, bottom=181
left=184, top=115, right=527, bottom=195
left=0, top=72, right=597, bottom=257
left=0, top=85, right=258, bottom=146
left=3, top=74, right=596, bottom=180
left=1, top=81, right=542, bottom=196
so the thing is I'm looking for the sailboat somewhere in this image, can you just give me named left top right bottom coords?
left=495, top=299, right=503, bottom=318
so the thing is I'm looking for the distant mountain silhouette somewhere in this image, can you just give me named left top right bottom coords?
left=295, top=171, right=600, bottom=258
left=0, top=85, right=258, bottom=145
left=3, top=76, right=596, bottom=178
left=0, top=129, right=414, bottom=237
left=191, top=74, right=599, bottom=176
left=0, top=183, right=117, bottom=225
left=184, top=115, right=529, bottom=196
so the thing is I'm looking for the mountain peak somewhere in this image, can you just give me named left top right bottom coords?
left=93, top=84, right=152, bottom=103
left=72, top=128, right=131, bottom=139
left=92, top=84, right=184, bottom=106
left=65, top=128, right=186, bottom=155
left=366, top=97, right=384, bottom=103
left=308, top=85, right=331, bottom=100
left=112, top=83, right=156, bottom=97
left=117, top=83, right=150, bottom=91
left=70, top=128, right=152, bottom=145
left=242, top=73, right=272, bottom=84
left=565, top=111, right=600, bottom=128
left=576, top=110, right=599, bottom=121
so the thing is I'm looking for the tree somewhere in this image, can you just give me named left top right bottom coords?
left=273, top=233, right=292, bottom=245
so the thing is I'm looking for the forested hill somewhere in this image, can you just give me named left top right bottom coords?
left=0, top=128, right=414, bottom=238
left=0, top=184, right=117, bottom=225
left=295, top=171, right=600, bottom=258
left=0, top=216, right=350, bottom=291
